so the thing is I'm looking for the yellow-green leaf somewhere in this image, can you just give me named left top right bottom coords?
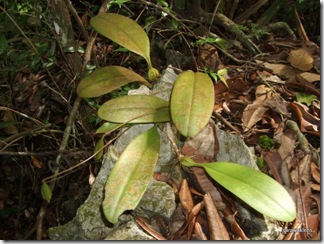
left=170, top=71, right=215, bottom=137
left=90, top=13, right=152, bottom=67
left=41, top=182, right=52, bottom=203
left=94, top=136, right=105, bottom=161
left=77, top=66, right=151, bottom=98
left=102, top=126, right=160, bottom=224
left=180, top=158, right=296, bottom=222
left=98, top=95, right=170, bottom=123
left=96, top=122, right=124, bottom=134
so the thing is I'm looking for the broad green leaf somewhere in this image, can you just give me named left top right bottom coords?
left=41, top=182, right=52, bottom=203
left=77, top=66, right=151, bottom=98
left=98, top=95, right=170, bottom=123
left=96, top=122, right=124, bottom=134
left=170, top=71, right=215, bottom=137
left=181, top=157, right=296, bottom=222
left=90, top=13, right=152, bottom=67
left=102, top=126, right=160, bottom=224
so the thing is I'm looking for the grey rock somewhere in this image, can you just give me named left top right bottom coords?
left=135, top=179, right=176, bottom=220
left=216, top=129, right=258, bottom=169
left=104, top=220, right=152, bottom=240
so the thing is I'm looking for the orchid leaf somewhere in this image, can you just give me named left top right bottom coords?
left=90, top=13, right=152, bottom=67
left=170, top=71, right=214, bottom=137
left=96, top=122, right=124, bottom=134
left=98, top=95, right=170, bottom=123
left=180, top=157, right=296, bottom=222
left=102, top=126, right=160, bottom=224
left=77, top=66, right=151, bottom=98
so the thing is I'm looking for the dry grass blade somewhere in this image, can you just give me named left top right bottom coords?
left=204, top=192, right=230, bottom=240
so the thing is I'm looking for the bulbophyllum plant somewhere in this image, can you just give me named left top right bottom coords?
left=63, top=13, right=296, bottom=225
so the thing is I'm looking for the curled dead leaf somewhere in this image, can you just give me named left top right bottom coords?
left=287, top=102, right=320, bottom=136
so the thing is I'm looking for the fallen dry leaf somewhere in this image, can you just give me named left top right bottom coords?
left=197, top=43, right=221, bottom=71
left=204, top=192, right=230, bottom=240
left=310, top=183, right=320, bottom=192
left=194, top=222, right=208, bottom=240
left=299, top=72, right=320, bottom=83
left=242, top=84, right=287, bottom=131
left=187, top=216, right=197, bottom=240
left=278, top=130, right=297, bottom=160
left=262, top=149, right=283, bottom=185
left=179, top=179, right=194, bottom=215
left=310, top=162, right=320, bottom=184
left=181, top=121, right=219, bottom=162
left=258, top=62, right=296, bottom=80
left=287, top=47, right=313, bottom=71
left=221, top=208, right=249, bottom=240
left=31, top=156, right=43, bottom=169
left=287, top=102, right=320, bottom=136
left=306, top=214, right=320, bottom=239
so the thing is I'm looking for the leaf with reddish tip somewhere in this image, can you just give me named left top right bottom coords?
left=90, top=13, right=152, bottom=67
left=77, top=66, right=151, bottom=98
